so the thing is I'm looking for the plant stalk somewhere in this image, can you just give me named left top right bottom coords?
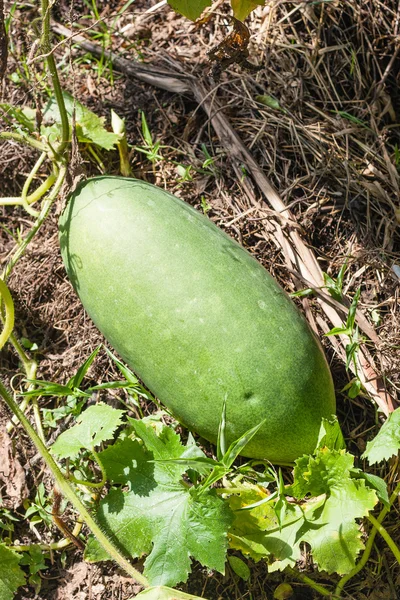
left=40, top=0, right=69, bottom=154
left=0, top=131, right=47, bottom=152
left=1, top=165, right=65, bottom=282
left=336, top=480, right=400, bottom=595
left=0, top=378, right=149, bottom=588
left=367, top=513, right=400, bottom=562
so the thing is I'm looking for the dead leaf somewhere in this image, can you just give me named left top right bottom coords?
left=0, top=427, right=28, bottom=509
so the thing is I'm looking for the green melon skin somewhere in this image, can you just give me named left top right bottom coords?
left=59, top=176, right=336, bottom=463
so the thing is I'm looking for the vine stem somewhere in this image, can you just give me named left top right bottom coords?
left=367, top=513, right=400, bottom=562
left=1, top=165, right=65, bottom=282
left=287, top=568, right=333, bottom=597
left=336, top=480, right=400, bottom=596
left=0, top=378, right=149, bottom=588
left=68, top=451, right=107, bottom=489
left=0, top=277, right=14, bottom=349
left=0, top=131, right=47, bottom=152
left=40, top=0, right=69, bottom=154
left=10, top=521, right=83, bottom=553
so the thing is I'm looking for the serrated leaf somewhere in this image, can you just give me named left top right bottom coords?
left=51, top=403, right=125, bottom=458
left=135, top=587, right=205, bottom=600
left=303, top=479, right=377, bottom=574
left=228, top=486, right=304, bottom=570
left=362, top=408, right=400, bottom=465
left=291, top=449, right=354, bottom=499
left=231, top=0, right=265, bottom=21
left=229, top=452, right=378, bottom=575
left=0, top=544, right=25, bottom=600
left=98, top=437, right=156, bottom=493
left=99, top=423, right=197, bottom=491
left=44, top=92, right=119, bottom=150
left=132, top=419, right=183, bottom=461
left=167, top=0, right=211, bottom=21
left=87, top=487, right=232, bottom=587
left=351, top=470, right=390, bottom=509
left=87, top=424, right=233, bottom=586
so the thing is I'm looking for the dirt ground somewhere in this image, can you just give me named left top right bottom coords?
left=1, top=0, right=400, bottom=598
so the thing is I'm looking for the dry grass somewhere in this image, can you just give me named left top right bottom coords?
left=1, top=0, right=400, bottom=598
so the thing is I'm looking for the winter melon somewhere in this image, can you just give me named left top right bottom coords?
left=59, top=176, right=336, bottom=463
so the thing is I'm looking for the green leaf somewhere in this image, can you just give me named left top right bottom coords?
left=228, top=486, right=303, bottom=570
left=87, top=487, right=231, bottom=586
left=44, top=92, right=119, bottom=150
left=98, top=437, right=155, bottom=491
left=99, top=423, right=198, bottom=490
left=229, top=476, right=377, bottom=575
left=289, top=288, right=314, bottom=298
left=316, top=417, right=345, bottom=451
left=217, top=395, right=227, bottom=462
left=303, top=479, right=377, bottom=574
left=344, top=378, right=362, bottom=399
left=325, top=326, right=351, bottom=336
left=362, top=408, right=400, bottom=465
left=350, top=470, right=390, bottom=509
left=228, top=555, right=251, bottom=581
left=51, top=403, right=125, bottom=458
left=335, top=111, right=372, bottom=131
left=231, top=0, right=266, bottom=21
left=87, top=423, right=233, bottom=586
left=105, top=347, right=139, bottom=385
left=131, top=420, right=190, bottom=482
left=0, top=544, right=25, bottom=600
left=222, top=419, right=265, bottom=468
left=21, top=380, right=82, bottom=398
left=323, top=261, right=348, bottom=302
left=256, top=95, right=282, bottom=111
left=67, top=346, right=101, bottom=389
left=346, top=287, right=360, bottom=332
left=230, top=449, right=378, bottom=575
left=0, top=104, right=36, bottom=134
left=135, top=587, right=206, bottom=600
left=291, top=449, right=354, bottom=499
left=167, top=0, right=211, bottom=21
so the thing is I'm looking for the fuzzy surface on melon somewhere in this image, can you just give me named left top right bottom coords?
left=59, top=176, right=336, bottom=463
